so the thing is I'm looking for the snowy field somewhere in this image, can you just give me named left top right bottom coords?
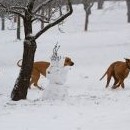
left=0, top=1, right=130, bottom=130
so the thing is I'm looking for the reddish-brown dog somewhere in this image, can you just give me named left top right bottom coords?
left=100, top=58, right=130, bottom=89
left=17, top=57, right=74, bottom=90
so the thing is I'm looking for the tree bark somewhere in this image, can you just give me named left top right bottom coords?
left=41, top=7, right=44, bottom=29
left=82, top=0, right=93, bottom=32
left=126, top=0, right=130, bottom=23
left=97, top=0, right=104, bottom=9
left=14, top=16, right=17, bottom=23
left=1, top=14, right=5, bottom=30
left=11, top=38, right=36, bottom=101
left=11, top=7, right=34, bottom=101
left=17, top=15, right=21, bottom=40
left=85, top=11, right=89, bottom=31
left=23, top=17, right=32, bottom=37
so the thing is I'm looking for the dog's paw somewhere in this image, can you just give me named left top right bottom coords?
left=38, top=87, right=44, bottom=91
left=111, top=85, right=118, bottom=89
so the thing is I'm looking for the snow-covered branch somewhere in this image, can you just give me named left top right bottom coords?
left=0, top=2, right=24, bottom=18
left=11, top=6, right=26, bottom=11
left=31, top=17, right=49, bottom=23
left=33, top=0, right=53, bottom=14
left=34, top=0, right=73, bottom=40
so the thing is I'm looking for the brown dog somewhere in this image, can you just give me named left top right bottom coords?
left=17, top=57, right=74, bottom=90
left=100, top=58, right=130, bottom=89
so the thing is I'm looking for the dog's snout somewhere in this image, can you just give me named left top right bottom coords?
left=71, top=62, right=74, bottom=66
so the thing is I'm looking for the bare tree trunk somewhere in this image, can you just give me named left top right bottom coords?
left=97, top=0, right=104, bottom=9
left=126, top=0, right=130, bottom=23
left=48, top=4, right=51, bottom=21
left=1, top=14, right=5, bottom=30
left=14, top=15, right=17, bottom=23
left=41, top=7, right=44, bottom=29
left=23, top=18, right=32, bottom=37
left=17, top=15, right=21, bottom=40
left=82, top=0, right=93, bottom=31
left=11, top=38, right=36, bottom=101
left=85, top=11, right=89, bottom=31
left=11, top=9, right=34, bottom=101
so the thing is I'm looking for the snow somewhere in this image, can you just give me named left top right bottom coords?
left=0, top=1, right=130, bottom=130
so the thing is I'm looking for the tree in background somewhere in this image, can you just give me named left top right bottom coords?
left=0, top=0, right=26, bottom=38
left=0, top=0, right=73, bottom=101
left=97, top=0, right=104, bottom=9
left=17, top=15, right=21, bottom=40
left=82, top=0, right=94, bottom=31
left=1, top=13, right=5, bottom=30
left=0, top=0, right=7, bottom=31
left=126, top=0, right=130, bottom=22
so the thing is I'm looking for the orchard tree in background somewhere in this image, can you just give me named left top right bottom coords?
left=0, top=0, right=73, bottom=101
left=126, top=0, right=130, bottom=22
left=1, top=13, right=5, bottom=30
left=17, top=15, right=21, bottom=40
left=97, top=0, right=104, bottom=9
left=0, top=0, right=27, bottom=37
left=82, top=0, right=94, bottom=31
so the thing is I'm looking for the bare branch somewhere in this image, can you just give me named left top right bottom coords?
left=34, top=0, right=73, bottom=40
left=33, top=0, right=52, bottom=14
left=27, top=0, right=35, bottom=12
left=90, top=0, right=94, bottom=8
left=33, top=13, right=49, bottom=21
left=0, top=2, right=24, bottom=19
left=0, top=3, right=6, bottom=8
left=11, top=6, right=26, bottom=11
left=9, top=10, right=24, bottom=18
left=31, top=17, right=49, bottom=23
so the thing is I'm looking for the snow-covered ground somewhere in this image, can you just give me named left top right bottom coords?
left=0, top=1, right=130, bottom=130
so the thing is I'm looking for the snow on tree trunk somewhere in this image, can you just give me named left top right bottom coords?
left=11, top=38, right=36, bottom=101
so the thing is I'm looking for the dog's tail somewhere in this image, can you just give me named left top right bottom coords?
left=100, top=71, right=107, bottom=80
left=17, top=59, right=22, bottom=67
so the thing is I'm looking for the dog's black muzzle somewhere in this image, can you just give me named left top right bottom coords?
left=71, top=62, right=74, bottom=66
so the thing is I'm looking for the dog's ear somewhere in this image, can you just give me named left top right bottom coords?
left=124, top=58, right=130, bottom=62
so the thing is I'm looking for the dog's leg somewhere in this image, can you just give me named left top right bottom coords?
left=112, top=81, right=120, bottom=89
left=119, top=78, right=125, bottom=89
left=112, top=76, right=118, bottom=88
left=30, top=74, right=43, bottom=90
left=112, top=85, right=118, bottom=89
left=34, top=85, right=44, bottom=90
left=30, top=78, right=44, bottom=90
left=105, top=75, right=111, bottom=88
left=112, top=79, right=124, bottom=89
left=121, top=82, right=125, bottom=89
left=33, top=75, right=44, bottom=90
